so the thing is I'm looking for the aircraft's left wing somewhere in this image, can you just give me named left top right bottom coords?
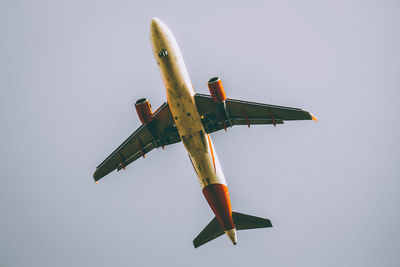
left=194, top=93, right=317, bottom=134
left=93, top=102, right=180, bottom=182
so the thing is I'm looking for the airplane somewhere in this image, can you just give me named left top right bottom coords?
left=93, top=17, right=317, bottom=248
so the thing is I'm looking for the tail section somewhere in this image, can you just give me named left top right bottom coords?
left=193, top=212, right=272, bottom=248
left=225, top=228, right=237, bottom=245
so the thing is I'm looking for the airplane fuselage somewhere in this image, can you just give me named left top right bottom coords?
left=150, top=18, right=237, bottom=243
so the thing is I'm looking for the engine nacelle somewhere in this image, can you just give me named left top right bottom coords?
left=135, top=98, right=153, bottom=124
left=208, top=77, right=226, bottom=103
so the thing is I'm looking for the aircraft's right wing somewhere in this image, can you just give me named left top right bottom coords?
left=93, top=102, right=180, bottom=182
left=194, top=93, right=317, bottom=134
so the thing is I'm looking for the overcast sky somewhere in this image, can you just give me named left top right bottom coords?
left=1, top=0, right=399, bottom=266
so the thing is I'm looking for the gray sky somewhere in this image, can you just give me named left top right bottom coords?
left=1, top=0, right=399, bottom=266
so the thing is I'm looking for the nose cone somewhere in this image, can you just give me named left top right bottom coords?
left=225, top=228, right=237, bottom=245
left=151, top=17, right=161, bottom=30
left=150, top=17, right=168, bottom=36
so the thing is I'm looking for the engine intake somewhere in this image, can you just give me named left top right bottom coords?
left=208, top=77, right=226, bottom=103
left=135, top=98, right=153, bottom=124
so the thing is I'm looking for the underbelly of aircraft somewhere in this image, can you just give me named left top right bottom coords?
left=167, top=83, right=226, bottom=188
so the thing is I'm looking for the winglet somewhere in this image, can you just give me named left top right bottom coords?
left=309, top=112, right=318, bottom=121
left=93, top=169, right=101, bottom=182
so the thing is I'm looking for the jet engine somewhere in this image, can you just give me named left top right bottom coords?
left=208, top=77, right=226, bottom=103
left=135, top=98, right=153, bottom=124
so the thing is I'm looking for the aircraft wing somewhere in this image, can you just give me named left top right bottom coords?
left=93, top=102, right=180, bottom=181
left=194, top=93, right=317, bottom=133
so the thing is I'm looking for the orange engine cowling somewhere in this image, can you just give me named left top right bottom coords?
left=208, top=77, right=226, bottom=103
left=135, top=98, right=153, bottom=124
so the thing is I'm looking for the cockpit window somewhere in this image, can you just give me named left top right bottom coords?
left=158, top=49, right=168, bottom=58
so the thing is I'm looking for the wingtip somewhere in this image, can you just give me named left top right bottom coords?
left=310, top=112, right=318, bottom=121
left=93, top=169, right=100, bottom=182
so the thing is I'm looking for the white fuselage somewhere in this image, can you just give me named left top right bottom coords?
left=150, top=18, right=226, bottom=189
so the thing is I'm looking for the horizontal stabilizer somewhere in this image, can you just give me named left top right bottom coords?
left=193, top=212, right=272, bottom=248
left=232, top=212, right=272, bottom=230
left=193, top=217, right=224, bottom=248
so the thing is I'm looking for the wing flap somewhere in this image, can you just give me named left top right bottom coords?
left=226, top=98, right=313, bottom=121
left=93, top=125, right=154, bottom=181
left=116, top=141, right=156, bottom=171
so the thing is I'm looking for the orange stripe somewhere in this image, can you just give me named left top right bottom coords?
left=207, top=134, right=216, bottom=173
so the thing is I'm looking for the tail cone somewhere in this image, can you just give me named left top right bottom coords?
left=225, top=228, right=237, bottom=245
